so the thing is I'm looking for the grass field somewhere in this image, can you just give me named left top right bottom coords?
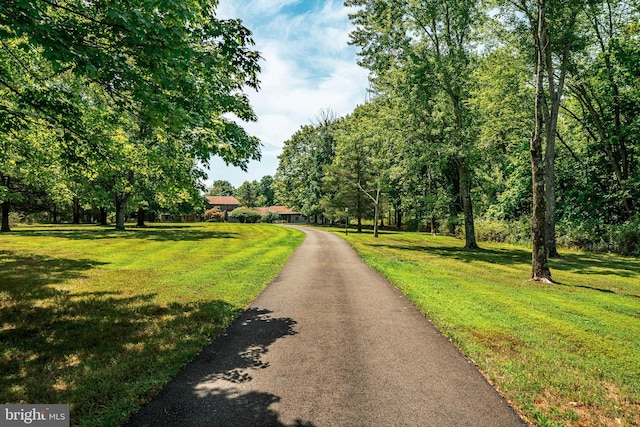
left=333, top=229, right=640, bottom=427
left=0, top=222, right=304, bottom=427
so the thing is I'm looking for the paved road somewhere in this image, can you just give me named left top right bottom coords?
left=124, top=226, right=526, bottom=427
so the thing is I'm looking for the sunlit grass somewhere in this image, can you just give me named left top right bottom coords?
left=331, top=228, right=640, bottom=427
left=0, top=223, right=304, bottom=426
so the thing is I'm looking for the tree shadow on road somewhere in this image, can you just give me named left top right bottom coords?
left=0, top=249, right=251, bottom=425
left=124, top=308, right=316, bottom=427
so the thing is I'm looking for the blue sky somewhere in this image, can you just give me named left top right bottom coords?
left=205, top=0, right=369, bottom=188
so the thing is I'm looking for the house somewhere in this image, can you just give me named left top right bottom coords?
left=158, top=196, right=241, bottom=223
left=205, top=196, right=241, bottom=213
left=254, top=206, right=307, bottom=224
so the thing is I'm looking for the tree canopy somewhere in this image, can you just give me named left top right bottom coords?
left=1, top=0, right=262, bottom=231
left=273, top=0, right=640, bottom=272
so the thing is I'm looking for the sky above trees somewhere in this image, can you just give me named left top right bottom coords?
left=207, top=0, right=369, bottom=186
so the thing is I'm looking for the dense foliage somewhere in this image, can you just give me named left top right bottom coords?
left=274, top=0, right=640, bottom=260
left=1, top=0, right=261, bottom=231
left=228, top=206, right=261, bottom=223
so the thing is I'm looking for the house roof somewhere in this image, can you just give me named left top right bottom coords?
left=205, top=195, right=241, bottom=206
left=254, top=205, right=298, bottom=215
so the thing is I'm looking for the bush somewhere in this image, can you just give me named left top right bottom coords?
left=444, top=215, right=460, bottom=235
left=8, top=212, right=21, bottom=226
left=610, top=216, right=640, bottom=256
left=456, top=216, right=639, bottom=256
left=472, top=218, right=531, bottom=246
left=229, top=207, right=261, bottom=224
left=556, top=220, right=608, bottom=252
left=261, top=212, right=281, bottom=223
left=204, top=206, right=225, bottom=222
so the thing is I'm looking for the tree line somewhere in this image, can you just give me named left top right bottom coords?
left=274, top=0, right=640, bottom=281
left=207, top=176, right=276, bottom=208
left=0, top=0, right=261, bottom=231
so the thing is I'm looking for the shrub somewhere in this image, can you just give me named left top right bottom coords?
left=8, top=212, right=21, bottom=226
left=261, top=212, right=281, bottom=223
left=556, top=220, right=608, bottom=252
left=229, top=207, right=261, bottom=224
left=610, top=216, right=640, bottom=256
left=474, top=220, right=510, bottom=242
left=204, top=206, right=225, bottom=222
left=462, top=218, right=530, bottom=246
left=444, top=215, right=460, bottom=235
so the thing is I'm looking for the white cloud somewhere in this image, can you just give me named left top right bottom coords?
left=209, top=0, right=369, bottom=188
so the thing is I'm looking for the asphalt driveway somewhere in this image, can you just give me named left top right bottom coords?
left=124, top=225, right=526, bottom=426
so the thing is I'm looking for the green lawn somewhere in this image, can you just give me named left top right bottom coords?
left=0, top=222, right=304, bottom=427
left=333, top=229, right=640, bottom=427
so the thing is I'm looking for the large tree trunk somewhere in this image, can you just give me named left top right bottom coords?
left=99, top=207, right=108, bottom=226
left=532, top=132, right=551, bottom=282
left=456, top=157, right=479, bottom=249
left=73, top=196, right=81, bottom=224
left=1, top=174, right=11, bottom=232
left=531, top=0, right=553, bottom=283
left=1, top=199, right=10, bottom=232
left=431, top=212, right=437, bottom=236
left=137, top=207, right=146, bottom=227
left=114, top=194, right=129, bottom=231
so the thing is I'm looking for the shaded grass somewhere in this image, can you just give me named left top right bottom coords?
left=0, top=223, right=304, bottom=426
left=331, top=228, right=640, bottom=427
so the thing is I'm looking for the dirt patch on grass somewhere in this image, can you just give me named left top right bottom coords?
left=471, top=329, right=531, bottom=357
left=534, top=383, right=640, bottom=427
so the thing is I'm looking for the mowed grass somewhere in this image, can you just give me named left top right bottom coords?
left=0, top=222, right=304, bottom=426
left=334, top=229, right=640, bottom=427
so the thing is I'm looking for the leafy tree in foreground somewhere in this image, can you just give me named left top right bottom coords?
left=1, top=0, right=262, bottom=231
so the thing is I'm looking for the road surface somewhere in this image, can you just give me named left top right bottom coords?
left=124, top=225, right=526, bottom=427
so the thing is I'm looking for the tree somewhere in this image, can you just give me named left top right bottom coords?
left=529, top=0, right=554, bottom=281
left=347, top=0, right=482, bottom=248
left=322, top=107, right=379, bottom=232
left=470, top=47, right=534, bottom=221
left=0, top=118, right=62, bottom=231
left=563, top=0, right=640, bottom=220
left=275, top=119, right=337, bottom=220
left=507, top=0, right=584, bottom=263
left=236, top=180, right=260, bottom=208
left=497, top=0, right=585, bottom=277
left=1, top=0, right=263, bottom=231
left=259, top=175, right=275, bottom=207
left=208, top=180, right=236, bottom=196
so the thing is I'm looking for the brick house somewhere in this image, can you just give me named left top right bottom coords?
left=205, top=196, right=242, bottom=213
left=253, top=206, right=307, bottom=224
